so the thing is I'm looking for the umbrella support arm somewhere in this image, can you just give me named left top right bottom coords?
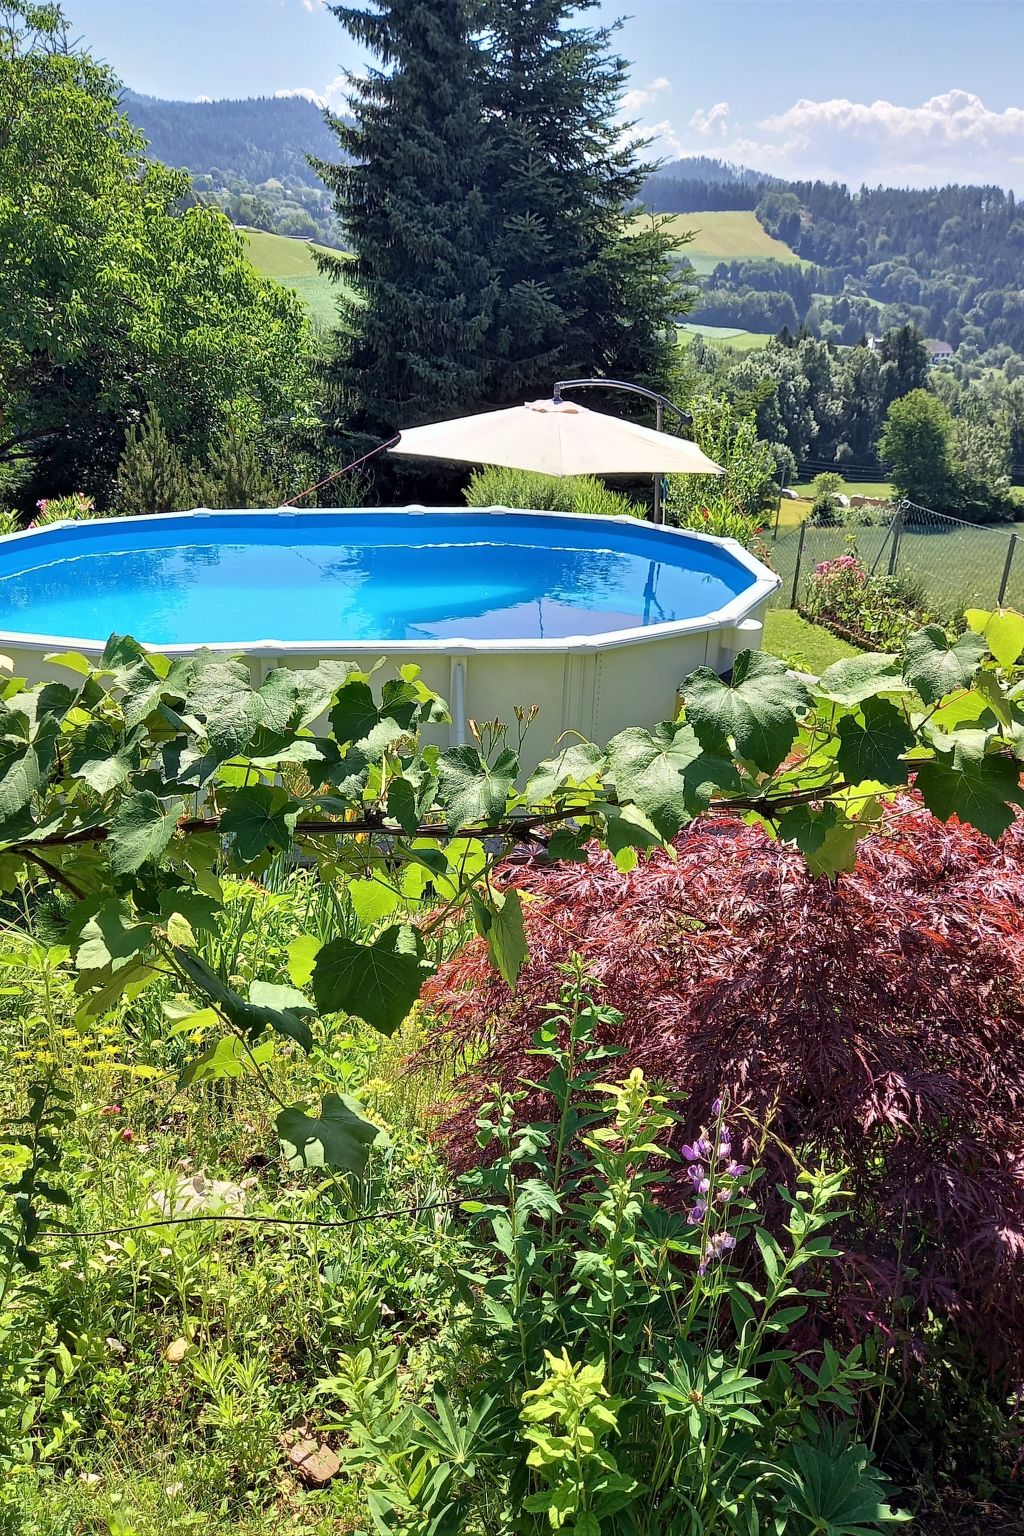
left=551, top=380, right=692, bottom=525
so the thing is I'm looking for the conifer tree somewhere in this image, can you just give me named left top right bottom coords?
left=315, top=0, right=497, bottom=443
left=192, top=420, right=285, bottom=508
left=477, top=0, right=690, bottom=402
left=113, top=407, right=192, bottom=515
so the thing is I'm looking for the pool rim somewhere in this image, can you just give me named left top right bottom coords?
left=0, top=504, right=781, bottom=657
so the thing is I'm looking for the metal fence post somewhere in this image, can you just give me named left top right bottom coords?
left=790, top=519, right=807, bottom=609
left=998, top=533, right=1017, bottom=607
left=886, top=504, right=904, bottom=577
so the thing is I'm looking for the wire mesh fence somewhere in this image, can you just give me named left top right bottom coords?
left=767, top=500, right=1023, bottom=617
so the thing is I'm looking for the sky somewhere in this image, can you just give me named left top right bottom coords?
left=63, top=0, right=1024, bottom=191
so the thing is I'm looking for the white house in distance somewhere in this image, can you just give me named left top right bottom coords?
left=866, top=335, right=955, bottom=364
left=924, top=338, right=954, bottom=365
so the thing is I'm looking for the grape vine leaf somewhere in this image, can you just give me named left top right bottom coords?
left=835, top=697, right=914, bottom=785
left=473, top=887, right=528, bottom=987
left=311, top=923, right=433, bottom=1034
left=606, top=721, right=739, bottom=837
left=73, top=899, right=153, bottom=977
left=776, top=803, right=862, bottom=879
left=816, top=653, right=909, bottom=709
left=964, top=608, right=1024, bottom=670
left=276, top=1093, right=381, bottom=1174
left=173, top=949, right=315, bottom=1052
left=902, top=627, right=987, bottom=705
left=681, top=651, right=814, bottom=773
left=108, top=791, right=183, bottom=876
left=915, top=744, right=1024, bottom=839
left=437, top=746, right=518, bottom=828
left=219, top=785, right=300, bottom=861
left=527, top=742, right=607, bottom=802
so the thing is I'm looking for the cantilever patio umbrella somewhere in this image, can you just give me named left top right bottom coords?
left=390, top=397, right=723, bottom=520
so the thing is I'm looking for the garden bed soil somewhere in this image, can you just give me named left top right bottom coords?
left=796, top=606, right=881, bottom=651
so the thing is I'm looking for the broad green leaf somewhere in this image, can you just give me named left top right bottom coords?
left=603, top=804, right=664, bottom=870
left=73, top=900, right=152, bottom=976
left=436, top=746, right=518, bottom=829
left=173, top=949, right=315, bottom=1051
left=219, top=785, right=299, bottom=861
left=347, top=877, right=402, bottom=927
left=287, top=933, right=322, bottom=987
left=482, top=884, right=528, bottom=989
left=915, top=746, right=1024, bottom=840
left=156, top=889, right=222, bottom=935
left=816, top=653, right=908, bottom=708
left=180, top=1036, right=274, bottom=1087
left=527, top=742, right=606, bottom=801
left=776, top=803, right=862, bottom=879
left=902, top=626, right=987, bottom=704
left=311, top=923, right=433, bottom=1034
left=682, top=650, right=813, bottom=773
left=328, top=680, right=379, bottom=745
left=835, top=697, right=914, bottom=785
left=277, top=1093, right=380, bottom=1174
left=108, top=791, right=183, bottom=876
left=259, top=659, right=359, bottom=731
left=965, top=608, right=1024, bottom=669
left=69, top=720, right=134, bottom=794
left=606, top=721, right=738, bottom=838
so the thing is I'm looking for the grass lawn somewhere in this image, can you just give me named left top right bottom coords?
left=242, top=229, right=349, bottom=331
left=646, top=210, right=803, bottom=275
left=763, top=608, right=861, bottom=674
left=792, top=478, right=893, bottom=501
left=679, top=323, right=774, bottom=351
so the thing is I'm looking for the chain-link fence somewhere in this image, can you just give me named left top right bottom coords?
left=768, top=500, right=1024, bottom=616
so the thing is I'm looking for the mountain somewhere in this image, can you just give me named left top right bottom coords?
left=121, top=90, right=339, bottom=187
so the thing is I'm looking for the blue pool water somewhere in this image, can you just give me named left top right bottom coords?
left=0, top=510, right=759, bottom=646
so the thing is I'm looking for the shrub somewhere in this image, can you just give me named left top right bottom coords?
left=804, top=552, right=930, bottom=647
left=810, top=471, right=844, bottom=526
left=465, top=464, right=641, bottom=518
left=30, top=492, right=98, bottom=526
left=324, top=976, right=905, bottom=1535
left=423, top=800, right=1024, bottom=1377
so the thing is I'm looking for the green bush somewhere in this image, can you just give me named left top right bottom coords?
left=320, top=970, right=906, bottom=1535
left=810, top=471, right=844, bottom=526
left=464, top=465, right=642, bottom=518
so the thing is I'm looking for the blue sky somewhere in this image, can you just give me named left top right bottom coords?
left=64, top=0, right=1024, bottom=189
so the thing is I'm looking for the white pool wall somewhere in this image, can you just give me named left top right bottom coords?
left=0, top=506, right=780, bottom=771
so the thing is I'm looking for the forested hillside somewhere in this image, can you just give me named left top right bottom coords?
left=122, top=91, right=348, bottom=245
left=644, top=163, right=1024, bottom=365
left=123, top=90, right=337, bottom=183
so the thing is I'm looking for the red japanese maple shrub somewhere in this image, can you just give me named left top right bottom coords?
left=423, top=798, right=1024, bottom=1370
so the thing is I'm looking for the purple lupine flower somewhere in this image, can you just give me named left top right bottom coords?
left=687, top=1202, right=707, bottom=1224
left=726, top=1161, right=746, bottom=1179
left=718, top=1138, right=732, bottom=1161
left=694, top=1135, right=713, bottom=1159
left=681, top=1143, right=699, bottom=1163
left=715, top=1187, right=731, bottom=1205
left=699, top=1231, right=737, bottom=1274
left=711, top=1097, right=723, bottom=1116
left=687, top=1163, right=706, bottom=1186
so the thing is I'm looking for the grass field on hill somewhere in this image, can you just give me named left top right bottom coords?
left=242, top=229, right=347, bottom=330
left=647, top=210, right=803, bottom=275
left=679, top=322, right=773, bottom=351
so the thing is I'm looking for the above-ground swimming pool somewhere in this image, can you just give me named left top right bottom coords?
left=0, top=507, right=779, bottom=767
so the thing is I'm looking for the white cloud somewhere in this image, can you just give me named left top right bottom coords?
left=274, top=75, right=353, bottom=112
left=635, top=90, right=1024, bottom=191
left=619, top=77, right=670, bottom=118
left=688, top=101, right=730, bottom=140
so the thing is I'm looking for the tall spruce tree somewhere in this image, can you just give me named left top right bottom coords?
left=477, top=0, right=690, bottom=403
left=319, top=0, right=690, bottom=476
left=315, top=0, right=497, bottom=445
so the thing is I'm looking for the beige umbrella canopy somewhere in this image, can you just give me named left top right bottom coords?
left=390, top=398, right=724, bottom=480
